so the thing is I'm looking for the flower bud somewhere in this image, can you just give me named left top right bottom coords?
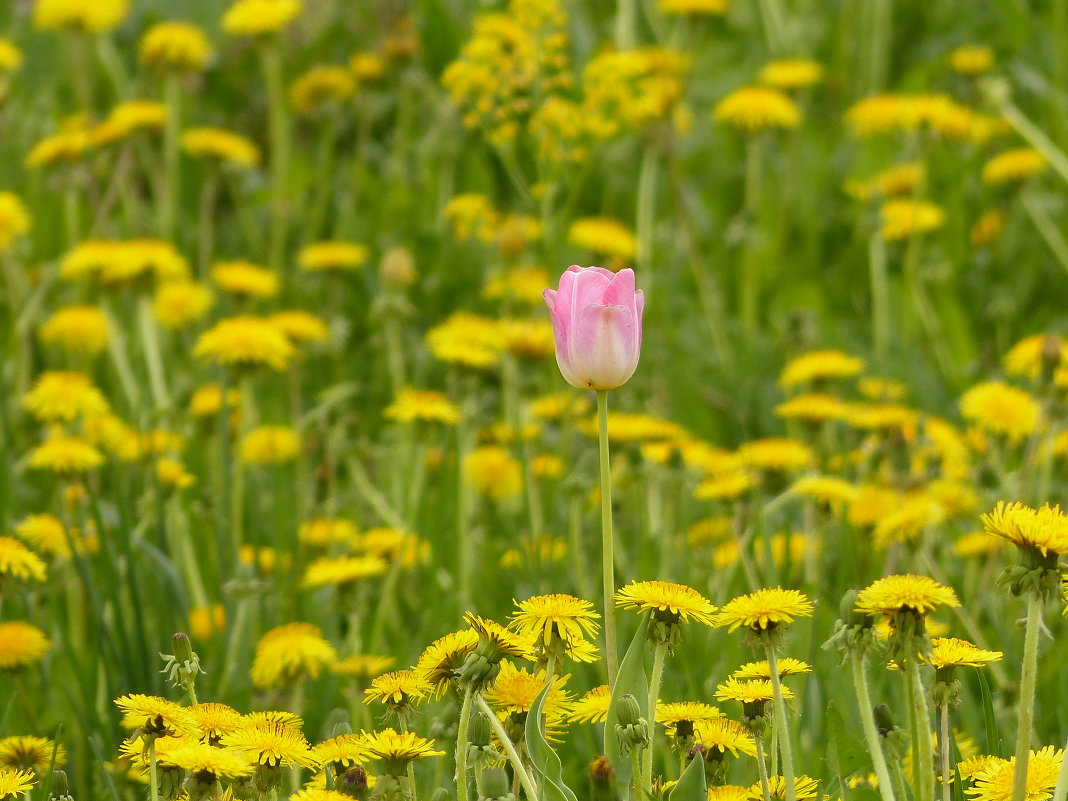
left=379, top=247, right=416, bottom=290
left=588, top=755, right=619, bottom=801
left=614, top=694, right=650, bottom=755
left=49, top=770, right=73, bottom=801
left=873, top=704, right=894, bottom=738
left=480, top=768, right=514, bottom=801
left=337, top=766, right=370, bottom=800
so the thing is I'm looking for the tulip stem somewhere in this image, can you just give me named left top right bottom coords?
left=597, top=389, right=619, bottom=689
left=1011, top=594, right=1042, bottom=801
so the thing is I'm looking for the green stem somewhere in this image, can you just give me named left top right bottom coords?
left=869, top=232, right=890, bottom=359
left=474, top=696, right=539, bottom=801
left=615, top=0, right=637, bottom=49
left=642, top=639, right=668, bottom=796
left=740, top=135, right=765, bottom=338
left=754, top=730, right=773, bottom=801
left=455, top=688, right=475, bottom=801
left=1051, top=733, right=1068, bottom=801
left=1020, top=190, right=1068, bottom=277
left=597, top=390, right=619, bottom=689
left=148, top=740, right=160, bottom=801
left=159, top=73, right=181, bottom=239
left=757, top=0, right=788, bottom=54
left=850, top=651, right=898, bottom=801
left=1011, top=594, right=1043, bottom=801
left=994, top=97, right=1068, bottom=187
left=457, top=387, right=474, bottom=613
left=306, top=111, right=341, bottom=242
left=260, top=41, right=291, bottom=278
left=766, top=644, right=797, bottom=801
left=138, top=294, right=169, bottom=409
left=197, top=166, right=219, bottom=278
left=383, top=311, right=406, bottom=398
left=939, top=704, right=952, bottom=801
left=866, top=0, right=892, bottom=94
left=906, top=655, right=934, bottom=801
left=635, top=143, right=657, bottom=273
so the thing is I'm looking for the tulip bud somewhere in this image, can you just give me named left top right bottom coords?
left=543, top=265, right=644, bottom=391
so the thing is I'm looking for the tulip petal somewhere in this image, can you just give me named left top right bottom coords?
left=570, top=303, right=640, bottom=390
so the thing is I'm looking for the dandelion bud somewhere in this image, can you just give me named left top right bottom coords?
left=1041, top=335, right=1062, bottom=381
left=480, top=768, right=514, bottom=801
left=614, top=694, right=650, bottom=755
left=429, top=790, right=451, bottom=801
left=337, top=766, right=370, bottom=800
left=332, top=720, right=353, bottom=738
left=49, top=770, right=73, bottom=801
left=172, top=632, right=194, bottom=664
left=379, top=246, right=417, bottom=290
left=469, top=710, right=492, bottom=748
left=588, top=755, right=619, bottom=801
left=873, top=704, right=894, bottom=738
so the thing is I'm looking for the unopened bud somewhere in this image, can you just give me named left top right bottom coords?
left=172, top=633, right=193, bottom=663
left=873, top=704, right=894, bottom=738
left=614, top=694, right=650, bottom=755
left=429, top=789, right=451, bottom=801
left=481, top=768, right=513, bottom=801
left=337, top=766, right=369, bottom=800
left=379, top=247, right=416, bottom=290
left=588, top=755, right=619, bottom=801
left=469, top=711, right=492, bottom=748
left=49, top=770, right=73, bottom=801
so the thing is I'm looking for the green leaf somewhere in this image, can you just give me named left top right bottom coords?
left=604, top=617, right=650, bottom=798
left=668, top=751, right=707, bottom=801
left=976, top=670, right=1002, bottom=757
left=525, top=678, right=579, bottom=801
left=826, top=699, right=869, bottom=779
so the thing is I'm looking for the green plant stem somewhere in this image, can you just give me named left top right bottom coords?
left=635, top=143, right=657, bottom=273
left=1051, top=733, right=1068, bottom=801
left=866, top=0, right=892, bottom=94
left=306, top=111, right=341, bottom=242
left=757, top=0, right=788, bottom=54
left=383, top=310, right=406, bottom=398
left=615, top=0, right=637, bottom=49
left=850, top=651, right=898, bottom=801
left=869, top=232, right=890, bottom=359
left=197, top=166, right=219, bottom=278
left=159, top=73, right=181, bottom=239
left=455, top=688, right=475, bottom=801
left=1020, top=189, right=1068, bottom=276
left=138, top=294, right=169, bottom=409
left=260, top=41, right=290, bottom=278
left=642, top=639, right=668, bottom=796
left=766, top=644, right=797, bottom=801
left=995, top=97, right=1068, bottom=186
left=597, top=390, right=619, bottom=689
left=148, top=740, right=160, bottom=801
left=740, top=135, right=765, bottom=338
left=754, top=730, right=773, bottom=801
left=474, top=696, right=539, bottom=801
left=1011, top=594, right=1043, bottom=801
left=906, top=655, right=934, bottom=801
left=939, top=704, right=952, bottom=801
left=456, top=386, right=475, bottom=613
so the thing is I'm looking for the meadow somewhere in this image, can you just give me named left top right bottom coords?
left=1, top=2, right=1068, bottom=801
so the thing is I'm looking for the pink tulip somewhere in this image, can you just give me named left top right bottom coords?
left=542, top=265, right=644, bottom=390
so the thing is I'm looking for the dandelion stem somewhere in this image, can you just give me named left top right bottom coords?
left=642, top=638, right=668, bottom=796
left=159, top=72, right=181, bottom=240
left=597, top=389, right=619, bottom=689
left=138, top=294, right=169, bottom=409
left=615, top=0, right=637, bottom=49
left=905, top=653, right=934, bottom=801
left=197, top=165, right=219, bottom=278
left=148, top=740, right=160, bottom=801
left=869, top=232, right=890, bottom=359
left=766, top=643, right=797, bottom=801
left=754, top=729, right=773, bottom=801
left=740, top=135, right=765, bottom=338
left=939, top=703, right=952, bottom=801
left=455, top=688, right=475, bottom=801
left=850, top=652, right=897, bottom=801
left=1011, top=593, right=1043, bottom=801
left=474, top=695, right=539, bottom=801
left=456, top=382, right=475, bottom=613
left=260, top=41, right=291, bottom=278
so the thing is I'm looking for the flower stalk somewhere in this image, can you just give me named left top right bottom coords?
left=1011, top=593, right=1043, bottom=801
left=598, top=389, right=619, bottom=688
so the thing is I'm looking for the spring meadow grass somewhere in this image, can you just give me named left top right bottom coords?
left=4, top=1, right=1068, bottom=801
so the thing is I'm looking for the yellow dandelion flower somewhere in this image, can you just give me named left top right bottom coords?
left=732, top=657, right=811, bottom=680
left=92, top=101, right=168, bottom=147
left=656, top=701, right=723, bottom=735
left=500, top=318, right=555, bottom=360
left=39, top=306, right=108, bottom=354
left=859, top=377, right=909, bottom=401
left=714, top=588, right=813, bottom=633
left=960, top=382, right=1039, bottom=441
left=299, top=518, right=359, bottom=546
left=0, top=40, right=23, bottom=73
left=169, top=740, right=255, bottom=778
left=568, top=217, right=638, bottom=261
left=426, top=313, right=502, bottom=369
left=12, top=514, right=70, bottom=557
left=879, top=198, right=946, bottom=240
left=510, top=594, right=600, bottom=659
left=384, top=388, right=460, bottom=425
left=971, top=209, right=1005, bottom=249
left=736, top=438, right=814, bottom=472
left=21, top=372, right=108, bottom=423
left=115, top=694, right=198, bottom=737
left=222, top=0, right=302, bottom=36
left=789, top=475, right=858, bottom=507
left=189, top=384, right=240, bottom=418
left=298, top=241, right=369, bottom=271
left=222, top=722, right=318, bottom=768
left=28, top=434, right=103, bottom=474
left=181, top=127, right=260, bottom=167
left=186, top=702, right=242, bottom=743
left=140, top=21, right=211, bottom=72
left=302, top=555, right=388, bottom=589
left=240, top=425, right=300, bottom=464
left=250, top=623, right=338, bottom=689
left=0, top=193, right=31, bottom=251
left=1004, top=334, right=1066, bottom=379
left=660, top=0, right=728, bottom=13
left=416, top=630, right=480, bottom=697
left=483, top=265, right=551, bottom=305
left=954, top=531, right=1004, bottom=558
left=966, top=746, right=1062, bottom=801
left=350, top=51, right=386, bottom=81
left=694, top=718, right=757, bottom=757
left=464, top=445, right=522, bottom=500
left=0, top=769, right=35, bottom=799
left=364, top=670, right=432, bottom=709
left=780, top=349, right=864, bottom=388
left=714, top=677, right=793, bottom=704
left=25, top=123, right=92, bottom=168
left=980, top=501, right=1068, bottom=557
left=0, top=623, right=50, bottom=671
left=0, top=538, right=47, bottom=583
left=0, top=737, right=65, bottom=771
left=750, top=776, right=820, bottom=801
left=443, top=194, right=500, bottom=243
left=268, top=311, right=329, bottom=344
left=615, top=580, right=717, bottom=626
left=33, top=0, right=128, bottom=32
left=694, top=468, right=756, bottom=501
left=360, top=729, right=443, bottom=766
left=959, top=755, right=1008, bottom=782
left=313, top=734, right=371, bottom=769
left=153, top=281, right=214, bottom=329
left=872, top=495, right=946, bottom=547
left=463, top=612, right=535, bottom=661
left=570, top=685, right=612, bottom=724
left=713, top=86, right=801, bottom=132
left=484, top=662, right=574, bottom=737
left=290, top=66, right=356, bottom=114
left=758, top=59, right=823, bottom=90
left=855, top=574, right=960, bottom=616
left=212, top=260, right=279, bottom=298
left=775, top=393, right=849, bottom=423
left=156, top=458, right=195, bottom=490
left=982, top=148, right=1046, bottom=185
left=335, top=655, right=396, bottom=682
left=710, top=786, right=751, bottom=801
left=188, top=604, right=226, bottom=641
left=688, top=516, right=735, bottom=547
left=950, top=45, right=994, bottom=76
left=927, top=637, right=1002, bottom=669
left=194, top=316, right=295, bottom=371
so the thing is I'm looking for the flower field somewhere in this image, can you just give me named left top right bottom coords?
left=3, top=1, right=1068, bottom=801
